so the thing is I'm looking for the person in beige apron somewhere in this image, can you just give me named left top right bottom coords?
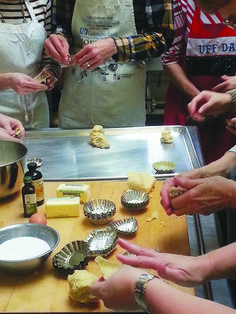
left=0, top=0, right=53, bottom=129
left=51, top=0, right=146, bottom=129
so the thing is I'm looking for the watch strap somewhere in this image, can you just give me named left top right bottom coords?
left=134, top=273, right=155, bottom=313
left=226, top=89, right=236, bottom=115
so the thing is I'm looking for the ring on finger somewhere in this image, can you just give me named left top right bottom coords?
left=86, top=62, right=91, bottom=68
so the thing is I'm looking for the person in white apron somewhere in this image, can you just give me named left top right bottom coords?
left=0, top=0, right=59, bottom=129
left=45, top=0, right=174, bottom=129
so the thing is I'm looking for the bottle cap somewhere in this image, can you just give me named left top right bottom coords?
left=27, top=162, right=37, bottom=172
left=24, top=176, right=32, bottom=183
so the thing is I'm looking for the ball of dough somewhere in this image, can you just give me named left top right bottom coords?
left=68, top=270, right=99, bottom=303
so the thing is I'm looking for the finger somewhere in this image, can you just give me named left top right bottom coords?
left=160, top=179, right=175, bottom=210
left=160, top=198, right=173, bottom=215
left=226, top=125, right=236, bottom=135
left=174, top=176, right=200, bottom=190
left=198, top=100, right=214, bottom=114
left=45, top=36, right=69, bottom=64
left=212, top=81, right=227, bottom=92
left=117, top=238, right=158, bottom=257
left=90, top=277, right=105, bottom=296
left=116, top=254, right=158, bottom=270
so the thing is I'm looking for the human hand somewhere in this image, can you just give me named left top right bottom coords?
left=163, top=175, right=236, bottom=216
left=35, top=68, right=57, bottom=91
left=72, top=38, right=117, bottom=70
left=116, top=239, right=206, bottom=287
left=160, top=168, right=204, bottom=215
left=91, top=265, right=142, bottom=311
left=188, top=90, right=232, bottom=122
left=226, top=117, right=236, bottom=134
left=9, top=73, right=48, bottom=95
left=212, top=75, right=236, bottom=93
left=0, top=113, right=25, bottom=141
left=45, top=34, right=70, bottom=65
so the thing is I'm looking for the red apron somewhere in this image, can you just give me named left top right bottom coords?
left=164, top=1, right=236, bottom=164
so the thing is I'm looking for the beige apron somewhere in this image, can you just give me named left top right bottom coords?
left=0, top=0, right=49, bottom=129
left=58, top=0, right=146, bottom=129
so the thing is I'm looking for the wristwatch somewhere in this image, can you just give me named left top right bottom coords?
left=134, top=273, right=155, bottom=313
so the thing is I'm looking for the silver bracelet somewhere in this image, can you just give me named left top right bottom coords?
left=134, top=273, right=156, bottom=313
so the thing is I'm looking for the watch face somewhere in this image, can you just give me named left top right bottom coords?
left=134, top=274, right=155, bottom=313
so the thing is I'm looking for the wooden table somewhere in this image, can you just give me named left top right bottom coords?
left=0, top=181, right=194, bottom=312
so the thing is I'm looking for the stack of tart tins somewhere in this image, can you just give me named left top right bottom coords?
left=83, top=199, right=116, bottom=224
left=121, top=190, right=149, bottom=211
left=52, top=227, right=118, bottom=274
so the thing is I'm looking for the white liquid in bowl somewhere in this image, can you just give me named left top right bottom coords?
left=0, top=237, right=50, bottom=260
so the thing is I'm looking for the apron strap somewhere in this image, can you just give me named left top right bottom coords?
left=24, top=0, right=37, bottom=21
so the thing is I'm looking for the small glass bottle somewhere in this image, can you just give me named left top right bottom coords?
left=22, top=176, right=37, bottom=218
left=25, top=162, right=44, bottom=206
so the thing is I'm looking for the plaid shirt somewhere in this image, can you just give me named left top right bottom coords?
left=52, top=0, right=174, bottom=62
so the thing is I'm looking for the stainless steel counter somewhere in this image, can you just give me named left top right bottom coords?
left=23, top=126, right=234, bottom=308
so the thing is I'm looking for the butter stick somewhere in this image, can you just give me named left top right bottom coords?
left=45, top=197, right=80, bottom=218
left=57, top=184, right=90, bottom=204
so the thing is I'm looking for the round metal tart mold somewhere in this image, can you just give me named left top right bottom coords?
left=52, top=240, right=89, bottom=275
left=109, top=217, right=138, bottom=236
left=83, top=199, right=116, bottom=225
left=86, top=227, right=118, bottom=257
left=121, top=190, right=149, bottom=211
left=152, top=161, right=176, bottom=174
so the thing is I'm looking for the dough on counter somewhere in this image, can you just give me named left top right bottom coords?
left=127, top=171, right=156, bottom=193
left=161, top=129, right=173, bottom=144
left=89, top=125, right=110, bottom=149
left=68, top=270, right=99, bottom=303
left=95, top=256, right=121, bottom=280
left=169, top=186, right=186, bottom=199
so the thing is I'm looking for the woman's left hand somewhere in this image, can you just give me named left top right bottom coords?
left=72, top=38, right=117, bottom=71
left=36, top=69, right=57, bottom=90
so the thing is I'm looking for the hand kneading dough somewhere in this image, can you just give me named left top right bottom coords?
left=89, top=125, right=110, bottom=149
left=95, top=256, right=121, bottom=280
left=169, top=186, right=186, bottom=199
left=127, top=171, right=156, bottom=193
left=68, top=270, right=99, bottom=303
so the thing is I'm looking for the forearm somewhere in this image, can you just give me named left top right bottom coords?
left=197, top=243, right=236, bottom=283
left=145, top=278, right=235, bottom=314
left=163, top=63, right=200, bottom=100
left=199, top=151, right=236, bottom=178
left=0, top=73, right=12, bottom=90
left=112, top=31, right=168, bottom=62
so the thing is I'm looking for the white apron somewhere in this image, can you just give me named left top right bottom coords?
left=0, top=0, right=49, bottom=129
left=58, top=0, right=146, bottom=129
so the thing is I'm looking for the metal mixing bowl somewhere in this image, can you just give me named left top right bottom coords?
left=0, top=140, right=27, bottom=199
left=0, top=223, right=60, bottom=274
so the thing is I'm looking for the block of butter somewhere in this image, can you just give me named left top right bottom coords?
left=46, top=197, right=80, bottom=218
left=57, top=184, right=90, bottom=204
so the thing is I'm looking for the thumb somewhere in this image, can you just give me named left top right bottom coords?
left=221, top=75, right=230, bottom=81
